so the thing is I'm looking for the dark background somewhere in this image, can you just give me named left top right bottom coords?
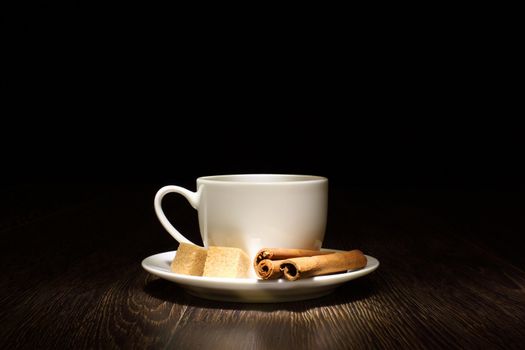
left=3, top=4, right=521, bottom=183
left=2, top=5, right=523, bottom=257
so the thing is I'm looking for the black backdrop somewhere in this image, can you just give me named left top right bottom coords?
left=2, top=5, right=523, bottom=255
left=3, top=5, right=522, bottom=188
left=2, top=116, right=523, bottom=191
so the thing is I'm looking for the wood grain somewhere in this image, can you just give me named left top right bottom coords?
left=1, top=186, right=525, bottom=349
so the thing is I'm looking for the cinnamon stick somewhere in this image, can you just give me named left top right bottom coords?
left=255, top=259, right=285, bottom=279
left=281, top=249, right=367, bottom=281
left=254, top=248, right=333, bottom=266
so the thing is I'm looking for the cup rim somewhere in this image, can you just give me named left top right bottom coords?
left=197, top=174, right=328, bottom=185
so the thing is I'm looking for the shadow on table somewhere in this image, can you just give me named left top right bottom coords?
left=143, top=275, right=378, bottom=311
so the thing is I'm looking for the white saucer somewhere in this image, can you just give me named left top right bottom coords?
left=142, top=249, right=379, bottom=303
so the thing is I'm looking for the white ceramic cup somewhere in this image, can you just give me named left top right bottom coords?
left=154, top=174, right=328, bottom=259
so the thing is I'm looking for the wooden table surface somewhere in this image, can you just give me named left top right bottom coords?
left=1, top=184, right=524, bottom=349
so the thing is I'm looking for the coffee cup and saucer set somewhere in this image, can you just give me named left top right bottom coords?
left=142, top=174, right=379, bottom=303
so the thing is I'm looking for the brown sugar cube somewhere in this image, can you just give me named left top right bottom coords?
left=203, top=246, right=250, bottom=278
left=170, top=243, right=208, bottom=276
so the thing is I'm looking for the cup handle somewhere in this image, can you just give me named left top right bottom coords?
left=154, top=185, right=200, bottom=245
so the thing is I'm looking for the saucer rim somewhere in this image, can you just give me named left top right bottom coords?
left=142, top=248, right=379, bottom=287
